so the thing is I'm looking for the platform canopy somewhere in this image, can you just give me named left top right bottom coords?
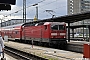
left=0, top=0, right=16, bottom=5
left=66, top=25, right=90, bottom=29
left=23, top=11, right=90, bottom=25
left=0, top=0, right=16, bottom=10
left=40, top=11, right=90, bottom=23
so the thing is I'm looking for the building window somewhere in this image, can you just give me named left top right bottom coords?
left=70, top=3, right=73, bottom=6
left=70, top=5, right=73, bottom=9
left=70, top=0, right=73, bottom=3
left=70, top=0, right=73, bottom=1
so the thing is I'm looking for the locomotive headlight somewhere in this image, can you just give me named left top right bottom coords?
left=51, top=33, right=57, bottom=36
left=52, top=36, right=54, bottom=38
left=60, top=33, right=65, bottom=35
left=64, top=36, right=66, bottom=38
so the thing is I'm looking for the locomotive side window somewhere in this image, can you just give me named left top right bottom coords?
left=45, top=25, right=47, bottom=30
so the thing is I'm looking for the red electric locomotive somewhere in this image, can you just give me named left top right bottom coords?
left=22, top=22, right=67, bottom=47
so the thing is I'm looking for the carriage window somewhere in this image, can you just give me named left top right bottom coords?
left=24, top=23, right=36, bottom=26
left=15, top=31, right=18, bottom=34
left=31, top=23, right=36, bottom=26
left=38, top=22, right=44, bottom=26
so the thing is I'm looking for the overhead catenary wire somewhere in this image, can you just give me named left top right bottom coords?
left=37, top=5, right=66, bottom=18
left=3, top=0, right=58, bottom=20
left=36, top=0, right=66, bottom=17
left=3, top=0, right=59, bottom=18
left=1, top=0, right=66, bottom=21
left=26, top=0, right=66, bottom=18
left=0, top=0, right=46, bottom=21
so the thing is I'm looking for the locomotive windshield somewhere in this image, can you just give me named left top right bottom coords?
left=51, top=25, right=65, bottom=30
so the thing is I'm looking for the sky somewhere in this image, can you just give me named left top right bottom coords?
left=0, top=0, right=67, bottom=21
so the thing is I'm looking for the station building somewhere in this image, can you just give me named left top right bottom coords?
left=68, top=0, right=90, bottom=14
left=67, top=0, right=90, bottom=35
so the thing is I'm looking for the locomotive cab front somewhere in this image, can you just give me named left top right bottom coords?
left=49, top=22, right=67, bottom=46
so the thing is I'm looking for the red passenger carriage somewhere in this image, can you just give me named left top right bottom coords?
left=0, top=24, right=22, bottom=40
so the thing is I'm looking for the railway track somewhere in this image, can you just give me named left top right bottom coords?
left=4, top=41, right=83, bottom=60
left=5, top=46, right=47, bottom=60
left=5, top=46, right=73, bottom=60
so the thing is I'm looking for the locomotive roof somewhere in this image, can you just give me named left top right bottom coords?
left=24, top=22, right=65, bottom=26
left=23, top=11, right=90, bottom=26
left=44, top=22, right=65, bottom=25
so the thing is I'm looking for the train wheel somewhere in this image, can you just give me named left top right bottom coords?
left=38, top=42, right=41, bottom=46
left=44, top=43, right=48, bottom=47
left=49, top=43, right=53, bottom=48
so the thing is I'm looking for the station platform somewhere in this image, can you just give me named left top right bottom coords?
left=0, top=53, right=17, bottom=60
left=67, top=41, right=90, bottom=53
left=68, top=40, right=90, bottom=45
left=4, top=41, right=83, bottom=60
